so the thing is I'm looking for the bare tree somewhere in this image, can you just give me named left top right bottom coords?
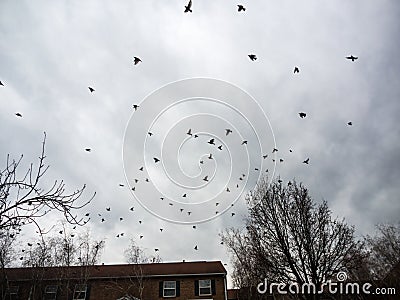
left=0, top=132, right=95, bottom=232
left=365, top=222, right=400, bottom=280
left=221, top=177, right=363, bottom=300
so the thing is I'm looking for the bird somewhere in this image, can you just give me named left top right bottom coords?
left=134, top=179, right=139, bottom=183
left=132, top=104, right=139, bottom=110
left=160, top=228, right=163, bottom=232
left=208, top=138, right=215, bottom=145
left=254, top=168, right=259, bottom=171
left=187, top=128, right=192, bottom=136
left=139, top=166, right=143, bottom=171
left=160, top=197, right=164, bottom=200
left=120, top=217, right=123, bottom=221
left=194, top=245, right=198, bottom=250
left=133, top=56, right=142, bottom=65
left=208, top=154, right=213, bottom=159
left=15, top=112, right=22, bottom=117
left=148, top=132, right=153, bottom=136
left=182, top=193, right=187, bottom=198
left=248, top=54, right=257, bottom=61
left=59, top=230, right=63, bottom=234
left=241, top=140, right=248, bottom=145
left=225, top=129, right=232, bottom=136
left=153, top=157, right=160, bottom=163
left=279, top=159, right=284, bottom=163
left=85, top=213, right=90, bottom=217
left=119, top=183, right=124, bottom=187
left=347, top=121, right=353, bottom=126
left=226, top=187, right=230, bottom=192
left=203, top=176, right=209, bottom=182
left=294, top=67, right=300, bottom=73
left=169, top=203, right=173, bottom=206
left=140, top=235, right=143, bottom=239
left=237, top=4, right=246, bottom=12
left=101, top=218, right=105, bottom=222
left=116, top=234, right=120, bottom=238
left=263, top=154, right=268, bottom=159
left=217, top=145, right=222, bottom=151
left=303, top=158, right=310, bottom=164
left=200, top=160, right=204, bottom=164
left=139, top=220, right=142, bottom=224
left=85, top=148, right=91, bottom=152
left=180, top=208, right=184, bottom=212
left=193, top=225, right=196, bottom=229
left=155, top=248, right=159, bottom=252
left=145, top=178, right=149, bottom=182
left=278, top=179, right=282, bottom=183
left=272, top=148, right=278, bottom=153
left=184, top=0, right=192, bottom=13
left=216, top=202, right=219, bottom=206
left=88, top=87, right=95, bottom=93
left=289, top=149, right=293, bottom=153
left=194, top=134, right=198, bottom=138
left=28, top=243, right=33, bottom=246
left=346, top=55, right=358, bottom=62
left=131, top=187, right=136, bottom=191
left=106, top=207, right=111, bottom=211
left=187, top=211, right=192, bottom=215
left=130, top=207, right=134, bottom=211
left=299, top=112, right=307, bottom=118
left=231, top=213, right=235, bottom=217
left=0, top=80, right=4, bottom=86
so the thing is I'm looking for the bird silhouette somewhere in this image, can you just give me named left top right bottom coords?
left=0, top=80, right=4, bottom=86
left=208, top=138, right=215, bottom=145
left=208, top=154, right=213, bottom=159
left=101, top=218, right=105, bottom=222
left=303, top=158, right=310, bottom=164
left=237, top=4, right=246, bottom=12
left=132, top=187, right=136, bottom=191
left=133, top=57, right=142, bottom=65
left=217, top=145, right=223, bottom=151
left=132, top=104, right=139, bottom=110
left=120, top=217, right=123, bottom=221
left=160, top=228, right=163, bottom=232
left=160, top=197, right=164, bottom=200
left=203, top=176, right=209, bottom=182
left=194, top=134, right=198, bottom=138
left=130, top=207, right=134, bottom=211
left=180, top=208, right=184, bottom=212
left=59, top=230, right=63, bottom=234
left=241, top=140, right=248, bottom=145
left=85, top=148, right=91, bottom=152
left=106, top=207, right=111, bottom=211
left=200, top=160, right=204, bottom=164
left=169, top=203, right=173, bottom=206
left=278, top=179, right=282, bottom=183
left=348, top=121, right=353, bottom=126
left=193, top=225, right=196, bottom=229
left=272, top=148, right=278, bottom=153
left=140, top=235, right=143, bottom=239
left=145, top=178, right=149, bottom=182
left=139, top=220, right=142, bottom=224
left=182, top=193, right=187, bottom=198
left=88, top=87, right=95, bottom=93
left=299, top=112, right=306, bottom=118
left=187, top=211, right=192, bottom=215
left=248, top=54, right=257, bottom=61
left=184, top=0, right=192, bottom=12
left=139, top=166, right=143, bottom=171
left=134, top=179, right=139, bottom=183
left=194, top=245, right=198, bottom=250
left=85, top=213, right=90, bottom=217
left=225, top=128, right=232, bottom=135
left=279, top=159, right=284, bottom=162
left=294, top=67, right=300, bottom=73
left=15, top=113, right=22, bottom=117
left=28, top=243, right=33, bottom=246
left=153, top=157, right=160, bottom=163
left=119, top=184, right=124, bottom=187
left=231, top=212, right=235, bottom=217
left=155, top=248, right=159, bottom=252
left=289, top=149, right=293, bottom=153
left=187, top=128, right=192, bottom=136
left=346, top=55, right=358, bottom=62
left=148, top=132, right=153, bottom=136
left=226, top=187, right=230, bottom=192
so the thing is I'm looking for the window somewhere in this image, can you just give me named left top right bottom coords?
left=163, top=281, right=176, bottom=297
left=199, top=279, right=211, bottom=296
left=73, top=284, right=87, bottom=300
left=43, top=285, right=58, bottom=300
left=5, top=286, right=19, bottom=300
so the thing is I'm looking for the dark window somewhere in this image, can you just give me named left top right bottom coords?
left=73, top=284, right=87, bottom=300
left=43, top=285, right=58, bottom=300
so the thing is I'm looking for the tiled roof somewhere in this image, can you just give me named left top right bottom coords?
left=5, top=261, right=226, bottom=281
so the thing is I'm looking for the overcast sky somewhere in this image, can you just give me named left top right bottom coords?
left=1, top=0, right=399, bottom=287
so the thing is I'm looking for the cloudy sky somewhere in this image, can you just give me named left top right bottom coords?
left=1, top=0, right=399, bottom=286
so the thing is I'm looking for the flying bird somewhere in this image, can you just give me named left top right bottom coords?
left=272, top=148, right=278, bottom=153
left=299, top=112, right=306, bottom=118
left=120, top=217, right=123, bottom=221
left=248, top=54, right=257, bottom=61
left=85, top=148, right=91, bottom=152
left=106, top=207, right=111, bottom=211
left=148, top=132, right=153, bottom=136
left=153, top=157, right=160, bottom=163
left=263, top=154, right=268, bottom=159
left=208, top=153, right=213, bottom=159
left=132, top=104, right=139, bottom=110
left=241, top=140, right=248, bottom=145
left=217, top=145, right=223, bottom=151
left=155, top=248, right=159, bottom=252
left=184, top=0, right=192, bottom=13
left=101, top=218, right=105, bottom=222
left=88, top=87, right=95, bottom=93
left=347, top=121, right=353, bottom=126
left=346, top=55, right=358, bottom=62
left=0, top=80, right=4, bottom=86
left=303, top=158, right=310, bottom=164
left=182, top=193, right=187, bottom=198
left=187, top=128, right=192, bottom=136
left=225, top=129, right=232, bottom=135
left=130, top=207, right=134, bottom=211
left=208, top=138, right=215, bottom=145
left=139, top=166, right=143, bottom=171
left=119, top=183, right=124, bottom=187
left=15, top=112, right=22, bottom=117
left=133, top=56, right=142, bottom=65
left=200, top=160, right=204, bottom=164
left=203, top=176, right=209, bottom=182
left=231, top=213, right=236, bottom=217
left=237, top=4, right=246, bottom=12
left=194, top=245, right=198, bottom=250
left=226, top=187, right=230, bottom=192
left=294, top=67, right=300, bottom=73
left=193, top=225, right=196, bottom=229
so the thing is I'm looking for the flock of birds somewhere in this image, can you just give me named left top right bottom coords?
left=1, top=1, right=358, bottom=261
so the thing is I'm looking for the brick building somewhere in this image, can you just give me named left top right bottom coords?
left=2, top=261, right=227, bottom=300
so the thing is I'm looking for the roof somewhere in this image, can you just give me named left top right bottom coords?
left=5, top=261, right=226, bottom=281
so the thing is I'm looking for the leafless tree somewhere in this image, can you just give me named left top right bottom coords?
left=0, top=132, right=95, bottom=232
left=365, top=222, right=400, bottom=280
left=221, top=177, right=363, bottom=300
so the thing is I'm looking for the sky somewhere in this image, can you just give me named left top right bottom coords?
left=1, top=0, right=400, bottom=287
